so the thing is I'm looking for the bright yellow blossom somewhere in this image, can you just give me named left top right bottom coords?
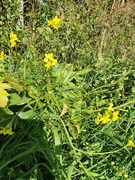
left=0, top=127, right=14, bottom=135
left=43, top=53, right=57, bottom=69
left=107, top=103, right=114, bottom=111
left=126, top=140, right=135, bottom=148
left=101, top=114, right=110, bottom=124
left=0, top=51, right=5, bottom=61
left=95, top=116, right=101, bottom=125
left=45, top=61, right=52, bottom=69
left=10, top=32, right=18, bottom=47
left=112, top=111, right=119, bottom=121
left=48, top=16, right=61, bottom=30
left=10, top=40, right=17, bottom=47
left=95, top=102, right=120, bottom=125
left=95, top=112, right=110, bottom=125
left=10, top=32, right=18, bottom=40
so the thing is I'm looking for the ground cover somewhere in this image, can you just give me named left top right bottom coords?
left=0, top=0, right=135, bottom=179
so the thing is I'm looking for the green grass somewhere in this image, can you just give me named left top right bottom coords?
left=0, top=0, right=135, bottom=179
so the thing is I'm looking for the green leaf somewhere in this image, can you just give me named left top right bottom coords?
left=10, top=93, right=22, bottom=105
left=27, top=86, right=38, bottom=98
left=0, top=108, right=13, bottom=117
left=4, top=76, right=23, bottom=92
left=132, top=87, right=135, bottom=93
left=97, top=99, right=108, bottom=107
left=21, top=95, right=31, bottom=105
left=10, top=93, right=31, bottom=106
left=52, top=126, right=61, bottom=155
left=104, top=132, right=123, bottom=147
left=67, top=161, right=76, bottom=179
left=18, top=110, right=35, bottom=120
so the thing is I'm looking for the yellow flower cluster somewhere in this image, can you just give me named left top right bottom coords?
left=48, top=16, right=61, bottom=30
left=10, top=32, right=18, bottom=47
left=0, top=127, right=14, bottom=135
left=0, top=51, right=5, bottom=61
left=126, top=139, right=135, bottom=148
left=95, top=103, right=119, bottom=125
left=43, top=53, right=57, bottom=69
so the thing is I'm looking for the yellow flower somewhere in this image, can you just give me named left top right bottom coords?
left=95, top=113, right=102, bottom=125
left=112, top=111, right=119, bottom=121
left=45, top=61, right=52, bottom=69
left=10, top=39, right=17, bottom=47
left=0, top=51, right=5, bottom=61
left=95, top=111, right=110, bottom=125
left=10, top=32, right=18, bottom=40
left=9, top=32, right=18, bottom=47
left=51, top=58, right=57, bottom=65
left=0, top=127, right=14, bottom=135
left=48, top=16, right=61, bottom=30
left=126, top=140, right=135, bottom=148
left=107, top=103, right=114, bottom=111
left=101, top=114, right=110, bottom=124
left=43, top=53, right=57, bottom=69
left=95, top=116, right=101, bottom=125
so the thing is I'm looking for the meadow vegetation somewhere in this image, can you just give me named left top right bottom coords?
left=0, top=0, right=135, bottom=179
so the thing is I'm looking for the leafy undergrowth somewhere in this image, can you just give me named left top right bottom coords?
left=0, top=0, right=135, bottom=179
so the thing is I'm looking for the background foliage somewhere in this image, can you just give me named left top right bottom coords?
left=0, top=0, right=135, bottom=179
